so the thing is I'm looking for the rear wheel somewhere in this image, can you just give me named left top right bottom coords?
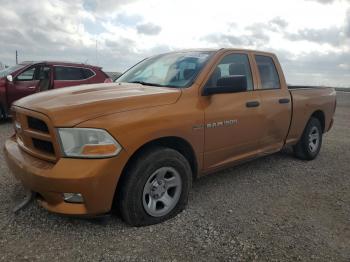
left=293, top=117, right=322, bottom=160
left=118, top=147, right=192, bottom=226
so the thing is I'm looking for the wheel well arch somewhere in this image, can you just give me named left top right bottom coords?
left=311, top=110, right=325, bottom=132
left=127, top=136, right=198, bottom=179
left=114, top=136, right=198, bottom=205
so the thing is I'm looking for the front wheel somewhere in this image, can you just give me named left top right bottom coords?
left=293, top=117, right=323, bottom=160
left=118, top=147, right=192, bottom=226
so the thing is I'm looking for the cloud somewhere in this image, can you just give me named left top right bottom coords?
left=286, top=27, right=342, bottom=46
left=0, top=0, right=349, bottom=87
left=82, top=0, right=139, bottom=13
left=202, top=24, right=270, bottom=48
left=136, top=23, right=162, bottom=35
left=245, top=24, right=271, bottom=44
left=278, top=50, right=350, bottom=86
left=115, top=13, right=143, bottom=27
left=105, top=37, right=136, bottom=53
left=284, top=7, right=350, bottom=46
left=269, top=17, right=289, bottom=31
left=305, top=0, right=337, bottom=3
left=346, top=9, right=350, bottom=37
left=202, top=34, right=244, bottom=46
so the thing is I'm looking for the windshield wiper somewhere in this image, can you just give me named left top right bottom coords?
left=129, top=81, right=164, bottom=87
left=129, top=81, right=179, bottom=88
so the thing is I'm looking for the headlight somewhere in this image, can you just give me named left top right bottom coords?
left=57, top=128, right=122, bottom=158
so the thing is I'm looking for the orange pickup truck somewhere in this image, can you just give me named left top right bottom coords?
left=4, top=49, right=336, bottom=226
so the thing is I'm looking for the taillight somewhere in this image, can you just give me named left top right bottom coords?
left=104, top=78, right=112, bottom=83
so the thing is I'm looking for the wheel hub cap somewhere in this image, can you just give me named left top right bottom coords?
left=150, top=180, right=167, bottom=199
left=142, top=167, right=182, bottom=217
left=308, top=126, right=320, bottom=153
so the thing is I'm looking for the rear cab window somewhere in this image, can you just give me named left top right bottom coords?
left=255, top=55, right=281, bottom=90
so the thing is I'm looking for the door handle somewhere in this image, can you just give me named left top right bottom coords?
left=28, top=86, right=36, bottom=89
left=279, top=98, right=290, bottom=104
left=246, top=101, right=260, bottom=108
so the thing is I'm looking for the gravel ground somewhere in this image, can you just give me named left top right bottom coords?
left=0, top=93, right=349, bottom=261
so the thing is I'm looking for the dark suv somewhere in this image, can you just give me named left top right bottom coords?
left=0, top=61, right=111, bottom=119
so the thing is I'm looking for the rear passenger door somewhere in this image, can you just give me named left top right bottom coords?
left=253, top=54, right=291, bottom=153
left=37, top=64, right=53, bottom=91
left=53, top=66, right=96, bottom=89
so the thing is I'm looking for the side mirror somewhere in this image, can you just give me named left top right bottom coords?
left=202, top=75, right=247, bottom=96
left=6, top=75, right=13, bottom=82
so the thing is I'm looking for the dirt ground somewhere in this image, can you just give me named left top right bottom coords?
left=0, top=92, right=349, bottom=261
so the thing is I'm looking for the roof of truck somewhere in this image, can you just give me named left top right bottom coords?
left=164, top=48, right=275, bottom=56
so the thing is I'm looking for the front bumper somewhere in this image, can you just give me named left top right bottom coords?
left=4, top=136, right=128, bottom=216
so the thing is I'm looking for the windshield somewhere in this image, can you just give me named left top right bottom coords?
left=0, top=64, right=26, bottom=78
left=116, top=51, right=214, bottom=88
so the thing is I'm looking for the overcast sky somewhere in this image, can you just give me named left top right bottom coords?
left=0, top=0, right=349, bottom=87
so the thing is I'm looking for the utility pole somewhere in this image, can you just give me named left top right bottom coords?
left=15, top=50, right=18, bottom=64
left=95, top=40, right=98, bottom=66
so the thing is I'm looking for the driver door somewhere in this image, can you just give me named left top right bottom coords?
left=203, top=52, right=265, bottom=171
left=7, top=65, right=40, bottom=106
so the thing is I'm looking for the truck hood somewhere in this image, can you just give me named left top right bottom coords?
left=14, top=83, right=181, bottom=126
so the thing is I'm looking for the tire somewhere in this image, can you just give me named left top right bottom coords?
left=293, top=117, right=323, bottom=160
left=118, top=146, right=192, bottom=226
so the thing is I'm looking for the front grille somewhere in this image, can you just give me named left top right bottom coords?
left=14, top=108, right=59, bottom=162
left=32, top=138, right=55, bottom=155
left=28, top=116, right=49, bottom=133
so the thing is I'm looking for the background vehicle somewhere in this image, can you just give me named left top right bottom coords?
left=105, top=72, right=122, bottom=81
left=4, top=49, right=336, bottom=226
left=0, top=61, right=111, bottom=119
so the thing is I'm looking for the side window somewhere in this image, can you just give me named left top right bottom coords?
left=83, top=68, right=95, bottom=78
left=37, top=66, right=51, bottom=80
left=205, top=53, right=253, bottom=91
left=255, top=55, right=280, bottom=89
left=16, top=67, right=36, bottom=81
left=54, top=66, right=85, bottom=81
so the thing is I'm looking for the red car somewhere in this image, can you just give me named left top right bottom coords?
left=0, top=61, right=111, bottom=119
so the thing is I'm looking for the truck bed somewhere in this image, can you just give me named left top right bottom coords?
left=286, top=86, right=336, bottom=145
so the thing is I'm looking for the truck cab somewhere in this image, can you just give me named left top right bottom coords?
left=198, top=50, right=293, bottom=169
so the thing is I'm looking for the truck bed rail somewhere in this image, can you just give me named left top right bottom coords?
left=288, top=85, right=330, bottom=90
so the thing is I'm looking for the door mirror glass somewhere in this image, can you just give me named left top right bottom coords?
left=203, top=76, right=247, bottom=96
left=6, top=75, right=13, bottom=82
